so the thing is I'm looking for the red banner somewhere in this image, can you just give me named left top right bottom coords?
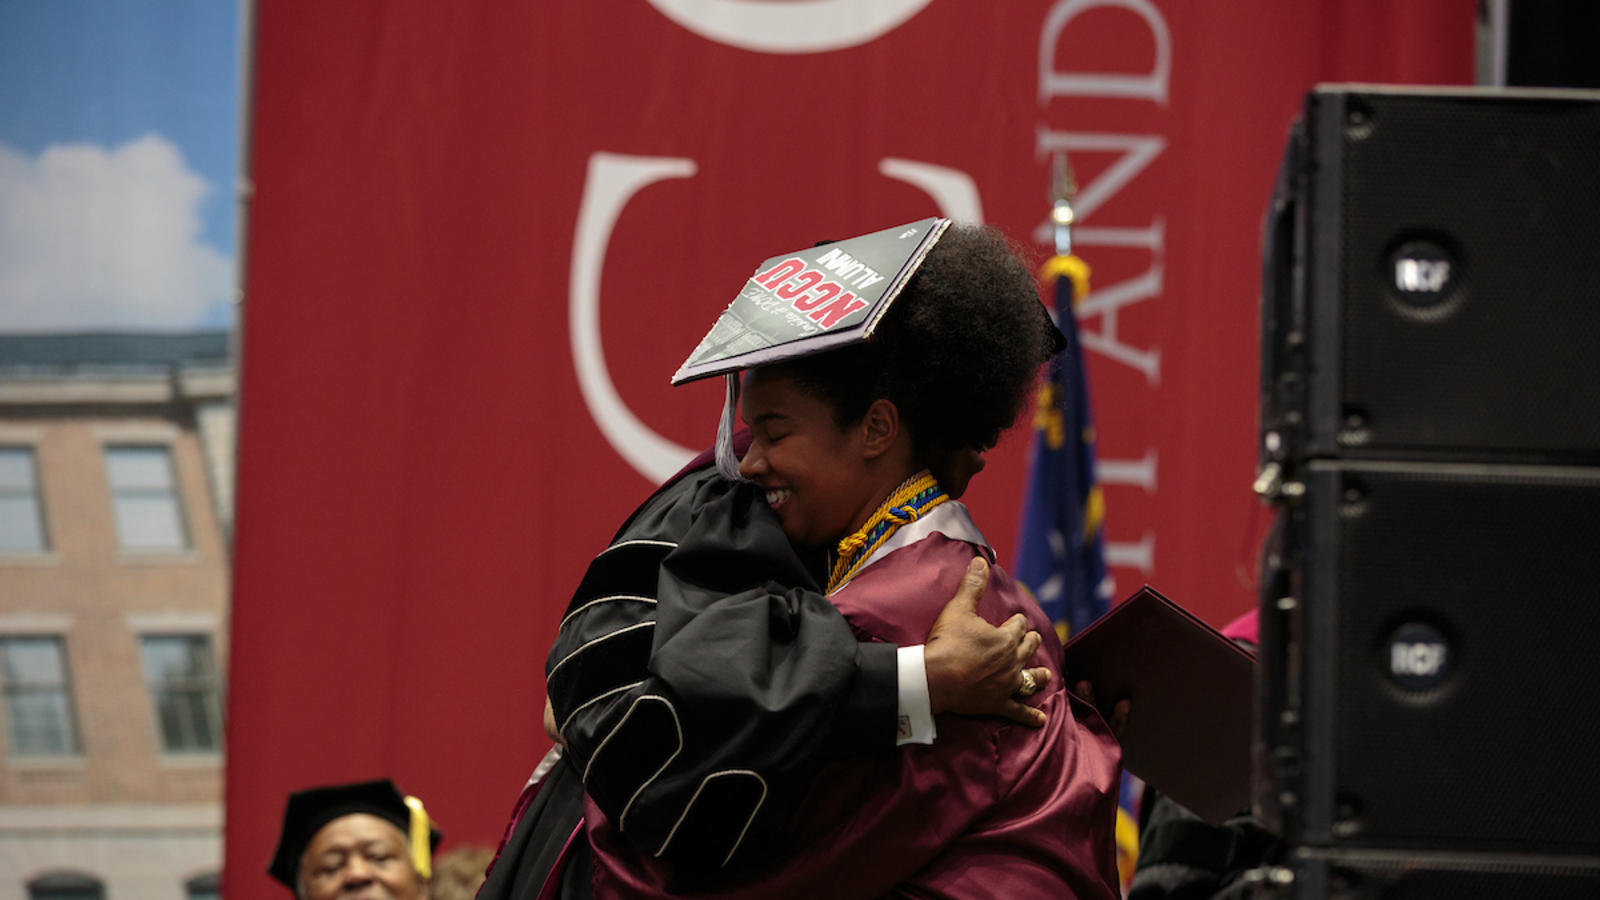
left=228, top=0, right=1471, bottom=890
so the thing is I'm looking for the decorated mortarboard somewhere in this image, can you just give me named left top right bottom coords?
left=673, top=217, right=951, bottom=478
left=267, top=778, right=442, bottom=890
left=673, top=217, right=950, bottom=385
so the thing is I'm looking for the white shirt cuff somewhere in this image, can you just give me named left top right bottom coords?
left=895, top=644, right=937, bottom=745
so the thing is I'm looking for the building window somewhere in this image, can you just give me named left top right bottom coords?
left=0, top=446, right=48, bottom=553
left=139, top=635, right=222, bottom=753
left=0, top=636, right=81, bottom=757
left=27, top=872, right=104, bottom=900
left=104, top=445, right=189, bottom=551
left=184, top=872, right=220, bottom=900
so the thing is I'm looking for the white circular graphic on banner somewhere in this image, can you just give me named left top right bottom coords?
left=570, top=152, right=982, bottom=484
left=570, top=153, right=699, bottom=484
left=646, top=0, right=933, bottom=54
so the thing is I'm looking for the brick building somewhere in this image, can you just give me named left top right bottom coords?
left=0, top=333, right=233, bottom=900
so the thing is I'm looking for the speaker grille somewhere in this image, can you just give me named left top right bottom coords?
left=1312, top=462, right=1600, bottom=852
left=1329, top=91, right=1600, bottom=462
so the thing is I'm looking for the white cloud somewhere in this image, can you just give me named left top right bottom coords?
left=0, top=134, right=233, bottom=331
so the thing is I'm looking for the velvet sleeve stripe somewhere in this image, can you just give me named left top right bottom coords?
left=545, top=621, right=656, bottom=706
left=564, top=540, right=676, bottom=615
left=580, top=695, right=683, bottom=824
left=655, top=770, right=770, bottom=866
left=557, top=680, right=645, bottom=738
left=558, top=594, right=657, bottom=633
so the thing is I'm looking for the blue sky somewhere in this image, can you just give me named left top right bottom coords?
left=0, top=0, right=241, bottom=331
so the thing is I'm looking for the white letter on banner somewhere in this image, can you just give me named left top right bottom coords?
left=1106, top=531, right=1156, bottom=574
left=1098, top=449, right=1157, bottom=493
left=1038, top=0, right=1172, bottom=105
left=879, top=159, right=984, bottom=223
left=646, top=0, right=932, bottom=54
left=1077, top=256, right=1163, bottom=385
left=1031, top=220, right=1166, bottom=255
left=1035, top=129, right=1166, bottom=222
left=570, top=153, right=698, bottom=484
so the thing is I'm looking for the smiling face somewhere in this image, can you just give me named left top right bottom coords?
left=299, top=813, right=428, bottom=900
left=737, top=366, right=890, bottom=549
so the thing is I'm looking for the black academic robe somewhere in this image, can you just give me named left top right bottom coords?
left=478, top=463, right=896, bottom=899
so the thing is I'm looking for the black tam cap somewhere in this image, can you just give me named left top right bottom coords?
left=267, top=779, right=443, bottom=889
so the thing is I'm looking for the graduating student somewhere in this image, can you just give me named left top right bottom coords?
left=269, top=779, right=441, bottom=900
left=536, top=220, right=1122, bottom=898
left=481, top=432, right=1041, bottom=900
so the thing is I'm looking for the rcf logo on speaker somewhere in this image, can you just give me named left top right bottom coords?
left=1387, top=237, right=1459, bottom=310
left=1394, top=257, right=1450, bottom=293
left=1386, top=621, right=1451, bottom=690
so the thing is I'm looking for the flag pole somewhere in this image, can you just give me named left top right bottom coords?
left=1045, top=154, right=1091, bottom=312
left=1044, top=151, right=1141, bottom=889
left=1051, top=152, right=1077, bottom=258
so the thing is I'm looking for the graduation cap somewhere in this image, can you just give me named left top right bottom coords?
left=267, top=779, right=442, bottom=889
left=672, top=217, right=952, bottom=479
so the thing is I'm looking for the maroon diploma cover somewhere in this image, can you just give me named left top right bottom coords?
left=1063, top=586, right=1258, bottom=824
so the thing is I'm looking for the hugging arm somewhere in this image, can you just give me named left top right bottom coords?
left=547, top=471, right=1047, bottom=870
left=546, top=472, right=891, bottom=869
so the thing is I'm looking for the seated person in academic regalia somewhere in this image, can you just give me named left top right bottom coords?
left=269, top=778, right=442, bottom=900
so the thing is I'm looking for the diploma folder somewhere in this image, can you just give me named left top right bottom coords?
left=1061, top=586, right=1257, bottom=825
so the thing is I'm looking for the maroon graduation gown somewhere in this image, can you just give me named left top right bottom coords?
left=587, top=515, right=1123, bottom=899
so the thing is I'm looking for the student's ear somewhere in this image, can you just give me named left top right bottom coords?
left=860, top=398, right=900, bottom=458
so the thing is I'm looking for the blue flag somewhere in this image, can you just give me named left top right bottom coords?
left=1014, top=254, right=1142, bottom=885
left=1014, top=254, right=1112, bottom=643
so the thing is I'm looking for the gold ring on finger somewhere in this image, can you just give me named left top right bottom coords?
left=1018, top=670, right=1039, bottom=697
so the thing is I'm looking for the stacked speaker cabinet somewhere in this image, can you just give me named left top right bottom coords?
left=1255, top=86, right=1600, bottom=897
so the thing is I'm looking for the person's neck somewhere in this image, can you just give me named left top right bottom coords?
left=841, top=465, right=931, bottom=541
left=824, top=465, right=949, bottom=591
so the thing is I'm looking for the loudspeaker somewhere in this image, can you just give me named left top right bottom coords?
left=1259, top=86, right=1600, bottom=470
left=1507, top=0, right=1600, bottom=90
left=1251, top=848, right=1600, bottom=899
left=1260, top=461, right=1600, bottom=853
left=1257, top=88, right=1600, bottom=885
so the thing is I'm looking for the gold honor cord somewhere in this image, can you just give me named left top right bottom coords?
left=403, top=795, right=432, bottom=880
left=827, top=470, right=948, bottom=592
